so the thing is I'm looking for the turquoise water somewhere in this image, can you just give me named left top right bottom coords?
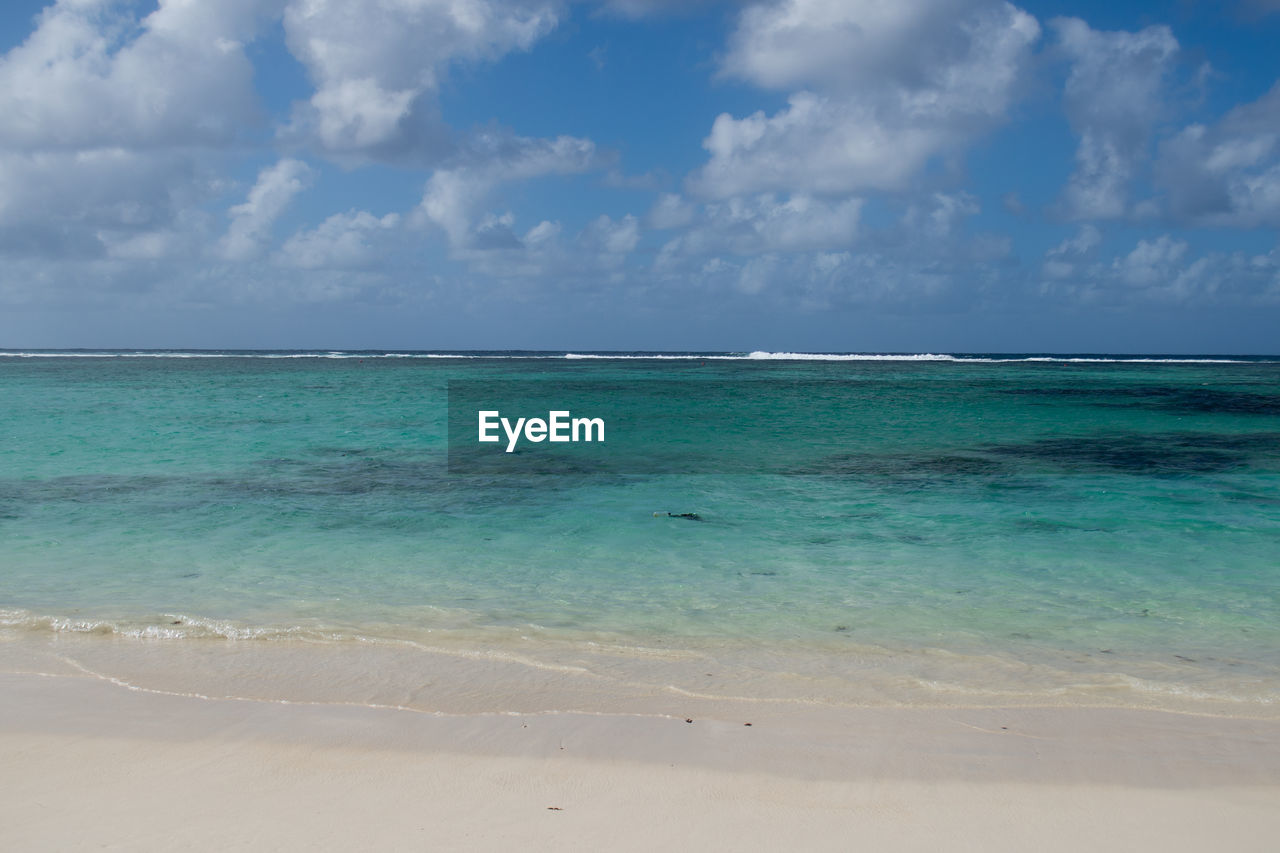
left=2, top=351, right=1279, bottom=707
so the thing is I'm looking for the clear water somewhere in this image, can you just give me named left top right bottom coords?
left=2, top=351, right=1278, bottom=710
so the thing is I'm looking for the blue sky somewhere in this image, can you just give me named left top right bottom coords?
left=1, top=0, right=1278, bottom=352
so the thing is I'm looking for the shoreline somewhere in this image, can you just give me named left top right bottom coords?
left=4, top=620, right=1278, bottom=720
left=6, top=667, right=1280, bottom=785
left=3, top=668, right=1279, bottom=851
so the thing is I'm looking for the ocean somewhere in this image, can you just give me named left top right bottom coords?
left=1, top=350, right=1278, bottom=714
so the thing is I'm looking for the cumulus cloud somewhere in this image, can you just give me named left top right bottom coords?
left=4, top=0, right=1278, bottom=338
left=1040, top=231, right=1280, bottom=304
left=0, top=0, right=277, bottom=264
left=656, top=245, right=993, bottom=309
left=417, top=133, right=599, bottom=250
left=581, top=213, right=640, bottom=257
left=691, top=0, right=1040, bottom=198
left=694, top=93, right=935, bottom=197
left=277, top=210, right=401, bottom=269
left=1155, top=82, right=1280, bottom=228
left=1112, top=234, right=1188, bottom=287
left=435, top=212, right=642, bottom=285
left=657, top=193, right=863, bottom=262
left=0, top=0, right=267, bottom=151
left=596, top=0, right=720, bottom=17
left=220, top=159, right=313, bottom=261
left=902, top=192, right=980, bottom=240
left=281, top=0, right=562, bottom=161
left=1052, top=18, right=1180, bottom=220
left=1041, top=223, right=1102, bottom=279
left=0, top=149, right=209, bottom=257
left=625, top=1, right=1030, bottom=311
left=648, top=193, right=696, bottom=229
left=650, top=190, right=1011, bottom=310
left=722, top=0, right=988, bottom=92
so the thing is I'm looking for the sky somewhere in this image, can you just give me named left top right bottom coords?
left=1, top=0, right=1278, bottom=353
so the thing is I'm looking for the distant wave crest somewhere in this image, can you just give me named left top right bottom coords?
left=0, top=349, right=1266, bottom=363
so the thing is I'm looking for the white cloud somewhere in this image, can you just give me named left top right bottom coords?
left=660, top=193, right=863, bottom=260
left=1040, top=232, right=1280, bottom=305
left=220, top=158, right=313, bottom=261
left=691, top=0, right=1039, bottom=198
left=645, top=183, right=1025, bottom=314
left=903, top=192, right=980, bottom=239
left=648, top=193, right=695, bottom=229
left=1050, top=224, right=1103, bottom=257
left=281, top=0, right=561, bottom=160
left=1041, top=223, right=1102, bottom=279
left=1155, top=83, right=1280, bottom=227
left=597, top=0, right=719, bottom=18
left=0, top=0, right=275, bottom=263
left=694, top=93, right=940, bottom=197
left=417, top=133, right=598, bottom=250
left=0, top=0, right=346, bottom=286
left=581, top=214, right=640, bottom=258
left=655, top=245, right=987, bottom=308
left=277, top=210, right=400, bottom=269
left=735, top=253, right=778, bottom=294
left=406, top=131, right=639, bottom=285
left=99, top=208, right=212, bottom=261
left=437, top=212, right=643, bottom=284
left=306, top=78, right=419, bottom=153
left=722, top=0, right=984, bottom=92
left=0, top=0, right=267, bottom=151
left=3, top=0, right=1277, bottom=334
left=1112, top=234, right=1188, bottom=287
left=649, top=188, right=1014, bottom=310
left=1052, top=18, right=1179, bottom=220
left=0, top=148, right=196, bottom=236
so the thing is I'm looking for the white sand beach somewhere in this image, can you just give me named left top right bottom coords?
left=2, top=656, right=1278, bottom=852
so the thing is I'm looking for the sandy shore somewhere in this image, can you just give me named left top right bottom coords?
left=2, top=666, right=1279, bottom=852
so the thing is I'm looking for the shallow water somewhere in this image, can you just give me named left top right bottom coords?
left=2, top=351, right=1278, bottom=711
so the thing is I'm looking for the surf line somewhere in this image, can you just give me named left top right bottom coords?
left=478, top=410, right=605, bottom=453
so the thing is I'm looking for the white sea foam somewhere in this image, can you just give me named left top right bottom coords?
left=1, top=350, right=1266, bottom=362
left=0, top=609, right=321, bottom=641
left=990, top=356, right=1252, bottom=364
left=746, top=351, right=959, bottom=361
left=566, top=353, right=713, bottom=360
